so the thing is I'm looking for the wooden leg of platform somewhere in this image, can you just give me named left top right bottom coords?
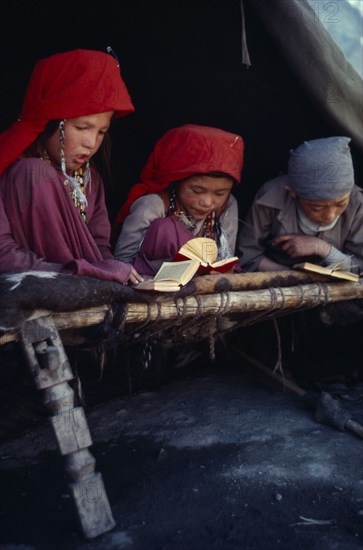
left=20, top=315, right=116, bottom=539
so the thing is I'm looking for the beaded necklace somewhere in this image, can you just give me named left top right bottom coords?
left=73, top=168, right=87, bottom=222
left=40, top=147, right=88, bottom=222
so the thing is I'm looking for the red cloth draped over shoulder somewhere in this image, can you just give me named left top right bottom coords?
left=112, top=124, right=244, bottom=240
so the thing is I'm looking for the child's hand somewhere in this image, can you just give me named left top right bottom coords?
left=272, top=234, right=332, bottom=259
left=128, top=266, right=144, bottom=285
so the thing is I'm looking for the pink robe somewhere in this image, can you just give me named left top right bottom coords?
left=0, top=158, right=131, bottom=284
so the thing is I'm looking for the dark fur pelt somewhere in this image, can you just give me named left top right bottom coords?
left=0, top=271, right=162, bottom=333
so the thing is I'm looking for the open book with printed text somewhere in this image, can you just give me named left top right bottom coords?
left=134, top=259, right=201, bottom=292
left=293, top=261, right=360, bottom=282
left=174, top=237, right=238, bottom=274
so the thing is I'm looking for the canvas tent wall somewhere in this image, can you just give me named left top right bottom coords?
left=249, top=0, right=362, bottom=151
left=1, top=0, right=362, bottom=219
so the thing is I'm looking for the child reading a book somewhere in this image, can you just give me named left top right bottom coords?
left=236, top=136, right=363, bottom=384
left=0, top=49, right=143, bottom=285
left=237, top=136, right=363, bottom=275
left=113, top=124, right=244, bottom=276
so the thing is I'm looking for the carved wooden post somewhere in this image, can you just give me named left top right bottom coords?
left=20, top=315, right=115, bottom=539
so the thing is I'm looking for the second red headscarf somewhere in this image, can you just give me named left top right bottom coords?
left=114, top=124, right=244, bottom=228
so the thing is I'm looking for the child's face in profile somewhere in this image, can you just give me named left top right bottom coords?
left=46, top=112, right=113, bottom=173
left=297, top=191, right=351, bottom=226
left=176, top=175, right=233, bottom=220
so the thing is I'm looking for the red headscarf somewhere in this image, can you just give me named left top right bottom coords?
left=0, top=49, right=134, bottom=175
left=114, top=124, right=244, bottom=227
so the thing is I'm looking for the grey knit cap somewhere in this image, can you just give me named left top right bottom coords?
left=287, top=136, right=354, bottom=199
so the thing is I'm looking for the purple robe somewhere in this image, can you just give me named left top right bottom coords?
left=133, top=217, right=194, bottom=276
left=0, top=158, right=131, bottom=284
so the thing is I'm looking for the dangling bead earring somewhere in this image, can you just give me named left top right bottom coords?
left=167, top=188, right=177, bottom=215
left=59, top=119, right=67, bottom=175
left=168, top=186, right=196, bottom=230
left=40, top=148, right=50, bottom=163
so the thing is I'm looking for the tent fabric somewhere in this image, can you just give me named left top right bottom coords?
left=248, top=0, right=363, bottom=152
left=240, top=0, right=251, bottom=66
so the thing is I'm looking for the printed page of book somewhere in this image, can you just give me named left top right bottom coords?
left=155, top=260, right=198, bottom=283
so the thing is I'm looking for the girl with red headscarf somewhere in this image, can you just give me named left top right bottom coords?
left=0, top=49, right=143, bottom=285
left=113, top=124, right=244, bottom=277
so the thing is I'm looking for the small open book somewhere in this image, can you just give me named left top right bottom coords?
left=174, top=237, right=238, bottom=274
left=293, top=261, right=360, bottom=282
left=135, top=259, right=200, bottom=292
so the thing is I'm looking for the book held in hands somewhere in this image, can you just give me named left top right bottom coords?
left=135, top=237, right=239, bottom=292
left=174, top=237, right=238, bottom=274
left=293, top=261, right=360, bottom=282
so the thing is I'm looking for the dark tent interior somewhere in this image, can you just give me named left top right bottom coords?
left=1, top=0, right=362, bottom=432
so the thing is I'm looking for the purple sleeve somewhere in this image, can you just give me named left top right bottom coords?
left=66, top=258, right=132, bottom=283
left=86, top=171, right=114, bottom=260
left=0, top=193, right=63, bottom=273
left=133, top=217, right=194, bottom=276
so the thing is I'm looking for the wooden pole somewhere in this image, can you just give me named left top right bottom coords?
left=1, top=281, right=362, bottom=345
left=232, top=347, right=306, bottom=396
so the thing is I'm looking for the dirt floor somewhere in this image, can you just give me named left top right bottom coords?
left=1, top=340, right=363, bottom=550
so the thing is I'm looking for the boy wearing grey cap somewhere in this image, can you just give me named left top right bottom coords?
left=238, top=136, right=363, bottom=274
